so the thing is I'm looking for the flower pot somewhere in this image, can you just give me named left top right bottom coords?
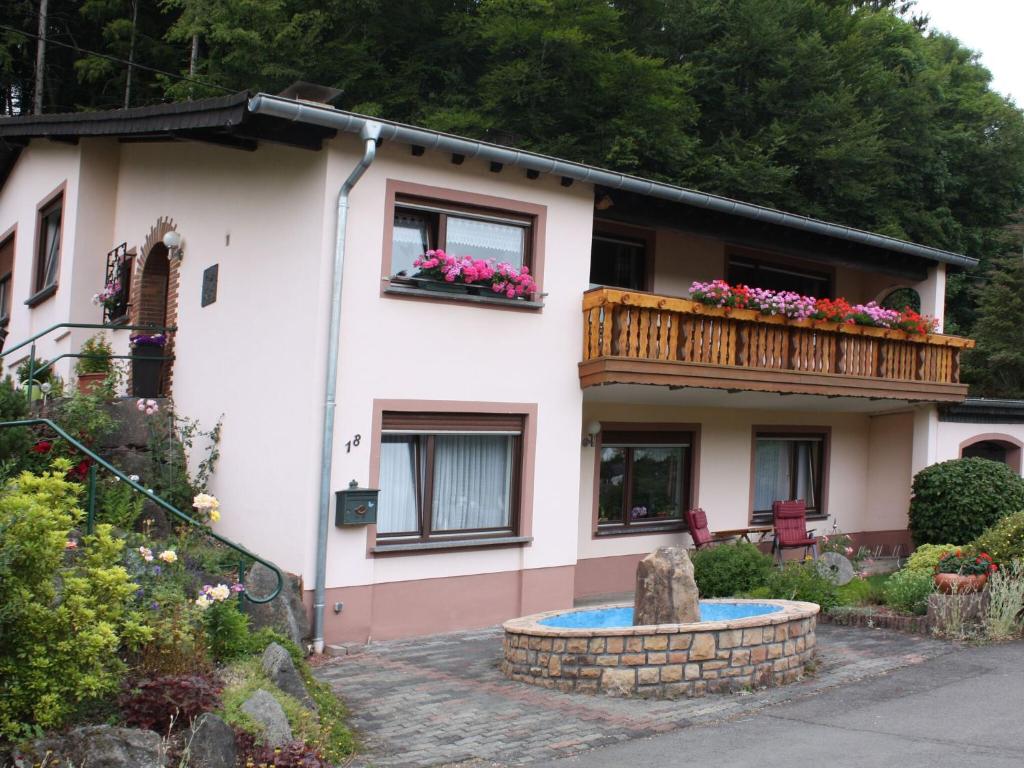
left=933, top=572, right=988, bottom=594
left=131, top=345, right=164, bottom=397
left=408, top=275, right=482, bottom=295
left=76, top=371, right=107, bottom=395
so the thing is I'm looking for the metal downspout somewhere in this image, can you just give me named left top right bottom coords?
left=313, top=121, right=381, bottom=654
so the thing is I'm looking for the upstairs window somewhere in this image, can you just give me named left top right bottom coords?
left=0, top=232, right=13, bottom=325
left=377, top=412, right=525, bottom=542
left=34, top=193, right=63, bottom=298
left=590, top=233, right=648, bottom=290
left=391, top=197, right=532, bottom=278
left=728, top=254, right=831, bottom=298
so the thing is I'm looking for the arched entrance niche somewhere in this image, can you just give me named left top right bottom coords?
left=130, top=217, right=181, bottom=395
left=959, top=434, right=1024, bottom=475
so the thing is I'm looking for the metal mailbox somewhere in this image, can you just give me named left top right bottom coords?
left=335, top=480, right=379, bottom=526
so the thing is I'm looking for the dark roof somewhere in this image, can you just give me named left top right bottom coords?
left=939, top=398, right=1024, bottom=424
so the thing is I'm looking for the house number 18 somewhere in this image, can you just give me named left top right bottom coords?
left=345, top=435, right=362, bottom=453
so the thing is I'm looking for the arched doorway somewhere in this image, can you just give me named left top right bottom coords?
left=138, top=242, right=169, bottom=329
left=960, top=435, right=1023, bottom=474
left=131, top=218, right=181, bottom=396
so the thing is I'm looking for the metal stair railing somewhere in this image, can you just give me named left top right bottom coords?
left=0, top=419, right=284, bottom=605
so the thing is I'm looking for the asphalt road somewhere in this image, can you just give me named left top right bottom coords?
left=538, top=639, right=1024, bottom=768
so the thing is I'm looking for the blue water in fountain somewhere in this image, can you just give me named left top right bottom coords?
left=538, top=602, right=782, bottom=629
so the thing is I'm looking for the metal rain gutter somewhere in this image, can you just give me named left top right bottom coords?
left=311, top=119, right=381, bottom=654
left=247, top=93, right=977, bottom=269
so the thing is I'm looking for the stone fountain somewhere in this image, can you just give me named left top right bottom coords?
left=634, top=545, right=701, bottom=625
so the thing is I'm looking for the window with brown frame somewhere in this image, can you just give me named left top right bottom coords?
left=589, top=233, right=648, bottom=290
left=752, top=432, right=827, bottom=523
left=390, top=196, right=534, bottom=278
left=598, top=430, right=693, bottom=533
left=34, top=194, right=63, bottom=296
left=0, top=233, right=13, bottom=325
left=377, top=412, right=524, bottom=542
left=727, top=253, right=831, bottom=298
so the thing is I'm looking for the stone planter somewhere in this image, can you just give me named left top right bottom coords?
left=131, top=345, right=164, bottom=397
left=934, top=572, right=988, bottom=594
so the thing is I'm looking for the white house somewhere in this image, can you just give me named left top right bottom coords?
left=0, top=91, right=1016, bottom=647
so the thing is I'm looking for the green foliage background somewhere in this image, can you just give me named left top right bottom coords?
left=3, top=0, right=1024, bottom=392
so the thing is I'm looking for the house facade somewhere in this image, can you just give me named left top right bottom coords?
left=0, top=92, right=1011, bottom=646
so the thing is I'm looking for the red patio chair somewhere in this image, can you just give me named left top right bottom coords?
left=771, top=500, right=819, bottom=563
left=684, top=507, right=714, bottom=549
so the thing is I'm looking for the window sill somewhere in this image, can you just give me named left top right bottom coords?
left=372, top=535, right=532, bottom=554
left=25, top=284, right=57, bottom=308
left=596, top=524, right=687, bottom=538
left=106, top=315, right=129, bottom=328
left=383, top=283, right=544, bottom=310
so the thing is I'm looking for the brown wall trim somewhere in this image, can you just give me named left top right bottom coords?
left=0, top=223, right=16, bottom=322
left=29, top=180, right=67, bottom=304
left=314, top=564, right=575, bottom=643
left=748, top=425, right=831, bottom=524
left=379, top=178, right=547, bottom=312
left=958, top=432, right=1024, bottom=474
left=367, top=398, right=539, bottom=556
left=589, top=420, right=701, bottom=538
left=577, top=358, right=971, bottom=402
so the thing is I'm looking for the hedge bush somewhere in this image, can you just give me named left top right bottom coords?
left=904, top=543, right=960, bottom=573
left=882, top=569, right=934, bottom=615
left=763, top=561, right=839, bottom=610
left=691, top=542, right=773, bottom=597
left=908, top=458, right=1024, bottom=545
left=971, top=510, right=1024, bottom=566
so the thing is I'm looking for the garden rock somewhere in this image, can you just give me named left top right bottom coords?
left=634, top=546, right=701, bottom=625
left=818, top=552, right=855, bottom=585
left=240, top=689, right=292, bottom=746
left=186, top=713, right=236, bottom=768
left=262, top=642, right=317, bottom=710
left=100, top=399, right=166, bottom=450
left=242, top=562, right=310, bottom=646
left=23, top=725, right=165, bottom=768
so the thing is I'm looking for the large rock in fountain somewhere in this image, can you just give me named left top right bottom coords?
left=634, top=546, right=701, bottom=625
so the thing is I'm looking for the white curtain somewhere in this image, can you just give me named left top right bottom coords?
left=392, top=214, right=430, bottom=275
left=431, top=435, right=512, bottom=531
left=754, top=440, right=790, bottom=511
left=42, top=210, right=61, bottom=288
left=378, top=437, right=418, bottom=533
left=446, top=217, right=525, bottom=266
left=794, top=442, right=817, bottom=508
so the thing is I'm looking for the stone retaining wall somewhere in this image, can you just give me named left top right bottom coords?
left=502, top=600, right=819, bottom=698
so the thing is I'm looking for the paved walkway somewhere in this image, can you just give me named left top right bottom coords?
left=315, top=624, right=955, bottom=767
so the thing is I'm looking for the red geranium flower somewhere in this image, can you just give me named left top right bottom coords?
left=66, top=459, right=92, bottom=481
left=31, top=440, right=52, bottom=453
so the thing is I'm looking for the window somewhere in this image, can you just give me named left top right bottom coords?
left=590, top=234, right=647, bottom=290
left=377, top=412, right=524, bottom=541
left=752, top=432, right=826, bottom=522
left=598, top=430, right=693, bottom=533
left=390, top=197, right=532, bottom=278
left=728, top=254, right=831, bottom=298
left=34, top=194, right=63, bottom=297
left=0, top=233, right=13, bottom=325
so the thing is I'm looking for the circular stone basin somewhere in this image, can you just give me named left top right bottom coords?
left=502, top=599, right=819, bottom=698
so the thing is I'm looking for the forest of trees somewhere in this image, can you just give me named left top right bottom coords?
left=1, top=0, right=1023, bottom=395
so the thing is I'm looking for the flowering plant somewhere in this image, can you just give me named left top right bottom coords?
left=688, top=280, right=938, bottom=336
left=411, top=249, right=539, bottom=299
left=92, top=279, right=123, bottom=310
left=194, top=582, right=244, bottom=609
left=193, top=493, right=221, bottom=523
left=130, top=333, right=167, bottom=348
left=136, top=398, right=160, bottom=415
left=935, top=549, right=998, bottom=575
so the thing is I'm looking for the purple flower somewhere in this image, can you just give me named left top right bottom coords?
left=152, top=565, right=161, bottom=576
left=130, top=333, right=168, bottom=348
left=149, top=601, right=159, bottom=611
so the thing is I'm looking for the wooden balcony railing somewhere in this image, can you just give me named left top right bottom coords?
left=580, top=288, right=974, bottom=402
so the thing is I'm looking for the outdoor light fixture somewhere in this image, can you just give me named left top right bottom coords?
left=162, top=230, right=183, bottom=261
left=582, top=419, right=602, bottom=447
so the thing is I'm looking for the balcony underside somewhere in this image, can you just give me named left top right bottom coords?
left=579, top=357, right=970, bottom=403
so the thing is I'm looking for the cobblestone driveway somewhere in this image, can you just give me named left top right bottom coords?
left=316, top=624, right=954, bottom=768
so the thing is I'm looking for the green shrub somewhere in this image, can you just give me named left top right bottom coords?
left=97, top=477, right=145, bottom=530
left=763, top=561, right=839, bottom=610
left=75, top=333, right=114, bottom=376
left=905, top=543, right=960, bottom=573
left=691, top=542, right=773, bottom=597
left=834, top=573, right=888, bottom=607
left=908, top=458, right=1024, bottom=545
left=882, top=569, right=934, bottom=615
left=0, top=467, right=151, bottom=738
left=203, top=599, right=253, bottom=662
left=0, top=376, right=31, bottom=481
left=971, top=511, right=1024, bottom=566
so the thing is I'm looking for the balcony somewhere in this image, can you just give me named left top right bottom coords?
left=580, top=288, right=974, bottom=403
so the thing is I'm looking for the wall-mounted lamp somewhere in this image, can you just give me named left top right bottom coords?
left=162, top=230, right=183, bottom=262
left=582, top=419, right=602, bottom=447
